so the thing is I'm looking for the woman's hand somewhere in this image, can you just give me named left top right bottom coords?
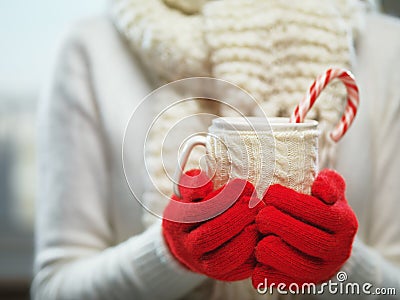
left=162, top=169, right=264, bottom=281
left=252, top=169, right=358, bottom=288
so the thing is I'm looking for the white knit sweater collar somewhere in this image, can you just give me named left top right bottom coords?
left=111, top=0, right=369, bottom=164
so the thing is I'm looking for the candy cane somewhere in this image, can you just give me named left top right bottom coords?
left=290, top=68, right=359, bottom=142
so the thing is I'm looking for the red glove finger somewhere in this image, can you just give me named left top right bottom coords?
left=256, top=205, right=339, bottom=260
left=255, top=235, right=335, bottom=283
left=219, top=256, right=257, bottom=282
left=198, top=224, right=259, bottom=279
left=186, top=193, right=260, bottom=256
left=263, top=184, right=349, bottom=233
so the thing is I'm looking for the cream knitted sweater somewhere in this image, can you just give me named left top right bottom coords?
left=33, top=8, right=400, bottom=300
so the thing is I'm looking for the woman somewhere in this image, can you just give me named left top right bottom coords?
left=33, top=0, right=400, bottom=299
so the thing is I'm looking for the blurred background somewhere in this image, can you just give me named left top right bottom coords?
left=0, top=1, right=398, bottom=299
left=0, top=1, right=106, bottom=299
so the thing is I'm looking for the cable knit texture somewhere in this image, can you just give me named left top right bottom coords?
left=205, top=121, right=319, bottom=197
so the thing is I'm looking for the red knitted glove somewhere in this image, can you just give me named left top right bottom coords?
left=163, top=169, right=264, bottom=281
left=252, top=169, right=358, bottom=288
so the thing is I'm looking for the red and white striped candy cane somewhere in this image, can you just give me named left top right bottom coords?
left=290, top=68, right=359, bottom=142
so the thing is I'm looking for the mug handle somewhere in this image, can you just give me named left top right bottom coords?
left=173, top=134, right=207, bottom=198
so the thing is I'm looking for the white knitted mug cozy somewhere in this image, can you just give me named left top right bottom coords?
left=174, top=117, right=319, bottom=199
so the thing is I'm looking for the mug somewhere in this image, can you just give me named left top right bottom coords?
left=173, top=117, right=319, bottom=199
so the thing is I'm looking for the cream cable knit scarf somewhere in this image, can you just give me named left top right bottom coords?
left=112, top=1, right=368, bottom=299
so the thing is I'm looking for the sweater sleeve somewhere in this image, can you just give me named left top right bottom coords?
left=32, top=26, right=205, bottom=300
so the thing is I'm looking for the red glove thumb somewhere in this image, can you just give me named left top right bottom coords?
left=312, top=169, right=346, bottom=204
